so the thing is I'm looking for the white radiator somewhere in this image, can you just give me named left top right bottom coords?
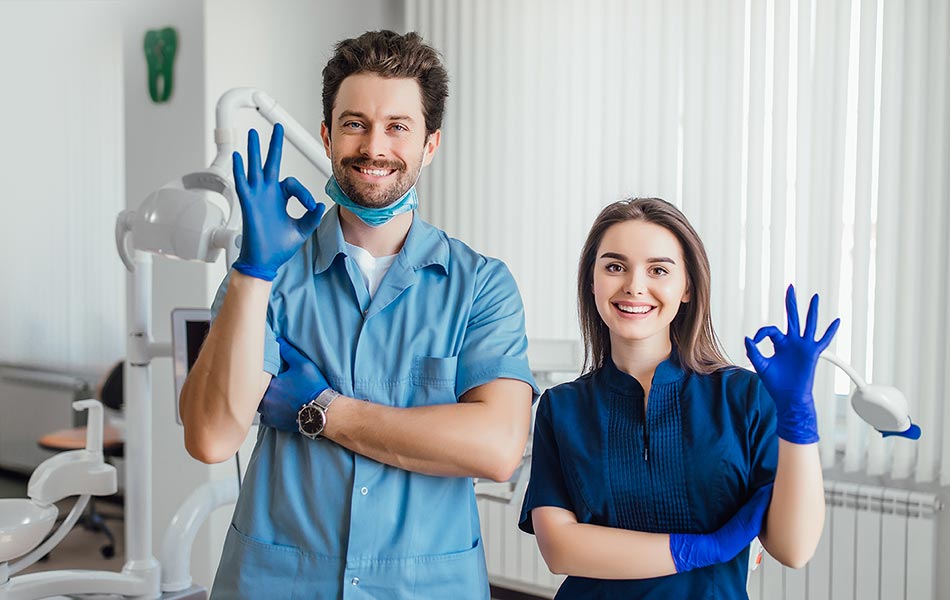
left=749, top=480, right=942, bottom=600
left=478, top=479, right=943, bottom=599
left=0, top=363, right=95, bottom=472
left=477, top=491, right=562, bottom=598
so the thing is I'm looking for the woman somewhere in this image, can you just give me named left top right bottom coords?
left=520, top=198, right=837, bottom=598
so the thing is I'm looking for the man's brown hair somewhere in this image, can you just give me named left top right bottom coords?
left=322, top=30, right=449, bottom=137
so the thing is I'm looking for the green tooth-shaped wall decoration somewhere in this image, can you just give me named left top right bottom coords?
left=144, top=27, right=178, bottom=103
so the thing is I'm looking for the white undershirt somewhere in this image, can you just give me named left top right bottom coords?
left=345, top=242, right=398, bottom=299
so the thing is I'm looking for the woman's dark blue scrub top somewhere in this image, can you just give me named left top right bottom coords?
left=519, top=354, right=777, bottom=599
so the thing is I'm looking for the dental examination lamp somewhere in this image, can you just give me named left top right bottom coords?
left=115, top=87, right=332, bottom=271
left=819, top=352, right=921, bottom=440
left=0, top=89, right=330, bottom=600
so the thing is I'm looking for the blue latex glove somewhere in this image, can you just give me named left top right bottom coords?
left=670, top=483, right=774, bottom=572
left=231, top=124, right=325, bottom=281
left=259, top=337, right=331, bottom=432
left=745, top=285, right=840, bottom=444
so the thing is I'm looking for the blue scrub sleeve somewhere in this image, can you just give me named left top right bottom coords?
left=210, top=270, right=281, bottom=376
left=746, top=376, right=779, bottom=493
left=455, top=259, right=540, bottom=398
left=519, top=393, right=578, bottom=534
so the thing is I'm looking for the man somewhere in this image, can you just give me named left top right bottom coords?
left=179, top=30, right=538, bottom=599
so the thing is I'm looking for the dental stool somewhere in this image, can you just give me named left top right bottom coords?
left=35, top=363, right=123, bottom=559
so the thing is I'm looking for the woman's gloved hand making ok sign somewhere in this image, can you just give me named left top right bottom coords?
left=745, top=285, right=841, bottom=445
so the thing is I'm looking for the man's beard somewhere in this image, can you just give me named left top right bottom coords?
left=334, top=155, right=418, bottom=208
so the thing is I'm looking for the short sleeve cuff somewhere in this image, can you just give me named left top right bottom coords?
left=263, top=328, right=280, bottom=376
left=518, top=491, right=575, bottom=535
left=456, top=355, right=540, bottom=398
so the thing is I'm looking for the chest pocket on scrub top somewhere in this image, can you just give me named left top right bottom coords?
left=410, top=355, right=459, bottom=407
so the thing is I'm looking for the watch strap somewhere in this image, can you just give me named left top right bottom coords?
left=312, top=388, right=340, bottom=411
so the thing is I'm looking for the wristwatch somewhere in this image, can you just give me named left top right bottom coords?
left=297, top=389, right=340, bottom=440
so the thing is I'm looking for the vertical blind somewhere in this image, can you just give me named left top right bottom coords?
left=407, top=0, right=949, bottom=485
left=0, top=2, right=126, bottom=372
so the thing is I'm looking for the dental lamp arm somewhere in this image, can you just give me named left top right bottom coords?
left=211, top=88, right=331, bottom=190
left=817, top=351, right=866, bottom=387
left=213, top=88, right=331, bottom=227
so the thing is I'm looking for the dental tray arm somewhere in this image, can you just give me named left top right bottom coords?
left=26, top=400, right=118, bottom=507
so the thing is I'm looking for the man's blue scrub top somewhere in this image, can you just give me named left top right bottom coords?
left=210, top=206, right=538, bottom=600
left=520, top=354, right=777, bottom=599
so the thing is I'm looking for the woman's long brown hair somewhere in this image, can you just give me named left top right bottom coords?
left=577, top=198, right=731, bottom=374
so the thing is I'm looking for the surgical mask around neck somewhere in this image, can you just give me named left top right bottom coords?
left=326, top=142, right=427, bottom=227
left=324, top=176, right=418, bottom=227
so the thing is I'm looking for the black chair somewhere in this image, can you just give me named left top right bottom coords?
left=36, top=362, right=123, bottom=559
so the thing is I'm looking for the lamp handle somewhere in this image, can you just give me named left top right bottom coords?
left=211, top=227, right=241, bottom=269
left=115, top=210, right=135, bottom=272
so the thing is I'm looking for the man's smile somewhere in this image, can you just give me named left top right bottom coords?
left=352, top=165, right=398, bottom=180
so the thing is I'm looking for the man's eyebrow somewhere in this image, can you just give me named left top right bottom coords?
left=337, top=110, right=416, bottom=122
left=338, top=110, right=367, bottom=121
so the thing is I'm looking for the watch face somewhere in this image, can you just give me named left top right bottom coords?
left=299, top=405, right=326, bottom=436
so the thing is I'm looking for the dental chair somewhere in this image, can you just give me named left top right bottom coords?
left=35, top=363, right=123, bottom=559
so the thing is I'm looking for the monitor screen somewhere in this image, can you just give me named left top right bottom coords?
left=171, top=308, right=211, bottom=425
left=185, top=319, right=210, bottom=373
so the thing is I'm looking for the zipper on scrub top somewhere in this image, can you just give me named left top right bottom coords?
left=642, top=406, right=650, bottom=462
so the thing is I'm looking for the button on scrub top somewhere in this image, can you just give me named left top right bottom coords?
left=210, top=206, right=539, bottom=600
left=520, top=354, right=777, bottom=599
